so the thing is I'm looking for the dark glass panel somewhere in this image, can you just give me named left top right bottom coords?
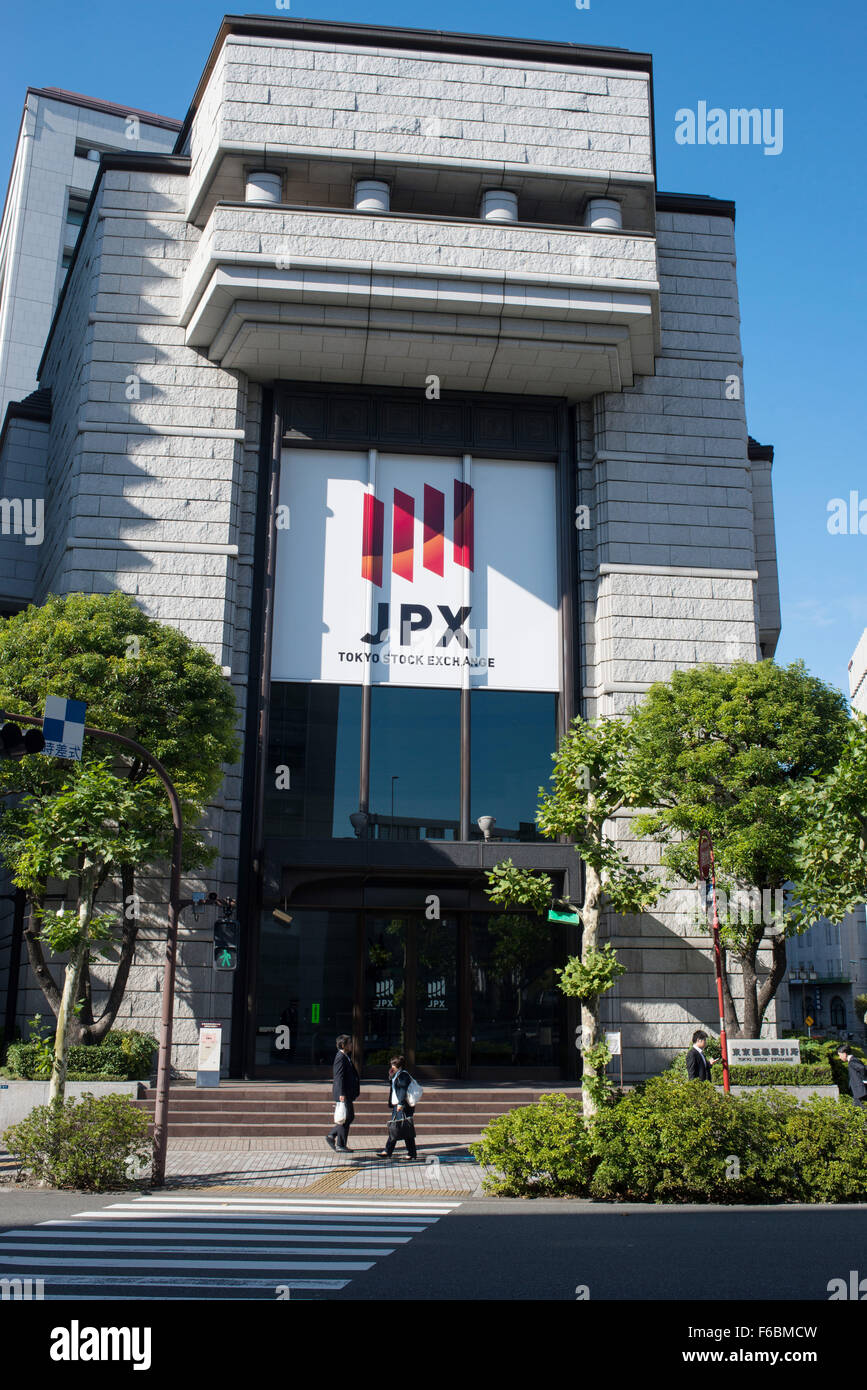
left=369, top=687, right=460, bottom=839
left=265, top=682, right=361, bottom=838
left=470, top=912, right=565, bottom=1066
left=470, top=691, right=556, bottom=842
left=254, top=909, right=357, bottom=1069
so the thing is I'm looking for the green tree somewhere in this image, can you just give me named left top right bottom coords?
left=783, top=712, right=867, bottom=927
left=628, top=660, right=852, bottom=1038
left=485, top=718, right=661, bottom=1114
left=0, top=592, right=238, bottom=1097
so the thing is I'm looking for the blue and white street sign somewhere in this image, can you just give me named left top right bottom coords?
left=42, top=696, right=87, bottom=761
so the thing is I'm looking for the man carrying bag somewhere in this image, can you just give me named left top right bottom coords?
left=326, top=1033, right=360, bottom=1152
left=378, top=1054, right=419, bottom=1160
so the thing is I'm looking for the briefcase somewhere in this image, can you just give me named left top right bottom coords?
left=388, top=1114, right=415, bottom=1143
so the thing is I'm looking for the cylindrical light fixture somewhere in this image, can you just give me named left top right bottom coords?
left=584, top=197, right=622, bottom=231
left=480, top=189, right=518, bottom=223
left=354, top=179, right=390, bottom=212
left=245, top=170, right=283, bottom=204
left=477, top=815, right=496, bottom=842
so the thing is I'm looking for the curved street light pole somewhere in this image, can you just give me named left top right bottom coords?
left=5, top=712, right=182, bottom=1186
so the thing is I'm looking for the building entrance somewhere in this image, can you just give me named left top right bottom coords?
left=363, top=914, right=459, bottom=1072
left=251, top=904, right=573, bottom=1079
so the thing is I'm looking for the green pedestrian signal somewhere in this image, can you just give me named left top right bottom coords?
left=213, top=918, right=239, bottom=971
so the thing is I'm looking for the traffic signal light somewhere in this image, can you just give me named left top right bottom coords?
left=213, top=917, right=239, bottom=971
left=0, top=722, right=46, bottom=759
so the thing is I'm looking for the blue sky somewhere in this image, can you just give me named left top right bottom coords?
left=1, top=0, right=864, bottom=700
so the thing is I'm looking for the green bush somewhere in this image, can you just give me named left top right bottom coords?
left=775, top=1096, right=867, bottom=1203
left=469, top=1093, right=594, bottom=1197
left=710, top=1063, right=834, bottom=1086
left=589, top=1078, right=786, bottom=1203
left=2, top=1092, right=150, bottom=1190
left=5, top=1030, right=158, bottom=1082
left=472, top=1079, right=867, bottom=1203
left=784, top=1035, right=867, bottom=1094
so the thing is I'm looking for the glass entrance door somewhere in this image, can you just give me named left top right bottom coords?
left=362, top=914, right=458, bottom=1073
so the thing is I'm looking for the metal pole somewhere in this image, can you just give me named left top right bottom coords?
left=5, top=712, right=183, bottom=1185
left=708, top=848, right=731, bottom=1094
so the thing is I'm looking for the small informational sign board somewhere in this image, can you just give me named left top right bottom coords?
left=728, top=1039, right=801, bottom=1065
left=605, top=1031, right=623, bottom=1087
left=196, top=1022, right=222, bottom=1088
left=42, top=696, right=86, bottom=761
left=548, top=908, right=581, bottom=925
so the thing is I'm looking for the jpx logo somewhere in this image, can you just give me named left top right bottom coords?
left=361, top=480, right=475, bottom=650
left=49, top=1320, right=152, bottom=1370
left=362, top=480, right=474, bottom=586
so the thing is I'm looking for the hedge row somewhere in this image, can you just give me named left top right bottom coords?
left=5, top=1030, right=158, bottom=1082
left=711, top=1063, right=834, bottom=1086
left=470, top=1081, right=867, bottom=1202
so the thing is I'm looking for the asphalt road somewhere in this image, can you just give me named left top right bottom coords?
left=2, top=1189, right=866, bottom=1302
left=312, top=1199, right=867, bottom=1302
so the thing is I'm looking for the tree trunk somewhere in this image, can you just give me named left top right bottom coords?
left=720, top=959, right=742, bottom=1039
left=756, top=932, right=788, bottom=1034
left=22, top=894, right=62, bottom=1019
left=48, top=867, right=95, bottom=1104
left=579, top=860, right=602, bottom=1117
left=738, top=944, right=760, bottom=1038
left=79, top=865, right=140, bottom=1045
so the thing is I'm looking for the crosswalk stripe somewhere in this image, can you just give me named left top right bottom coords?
left=20, top=1229, right=412, bottom=1245
left=43, top=1220, right=426, bottom=1235
left=25, top=1277, right=350, bottom=1292
left=0, top=1242, right=395, bottom=1256
left=47, top=1210, right=433, bottom=1226
left=0, top=1256, right=375, bottom=1270
left=107, top=1201, right=458, bottom=1215
left=0, top=1192, right=460, bottom=1298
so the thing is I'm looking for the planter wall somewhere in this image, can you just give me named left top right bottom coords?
left=0, top=1080, right=143, bottom=1134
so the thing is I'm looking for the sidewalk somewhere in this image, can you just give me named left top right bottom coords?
left=0, top=1135, right=486, bottom=1196
left=158, top=1134, right=484, bottom=1195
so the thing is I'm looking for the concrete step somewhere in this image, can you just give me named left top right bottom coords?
left=134, top=1099, right=536, bottom=1115
left=136, top=1083, right=582, bottom=1138
left=143, top=1123, right=490, bottom=1138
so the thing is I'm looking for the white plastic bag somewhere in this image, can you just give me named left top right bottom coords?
left=334, top=1101, right=347, bottom=1124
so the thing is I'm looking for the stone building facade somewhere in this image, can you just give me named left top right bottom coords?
left=0, top=17, right=780, bottom=1080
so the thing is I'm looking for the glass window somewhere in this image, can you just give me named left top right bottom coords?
left=265, top=683, right=361, bottom=838
left=369, top=687, right=459, bottom=839
left=470, top=691, right=556, bottom=841
left=470, top=912, right=565, bottom=1066
left=66, top=196, right=88, bottom=227
left=254, top=909, right=357, bottom=1068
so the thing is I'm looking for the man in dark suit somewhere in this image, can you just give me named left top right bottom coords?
left=686, top=1029, right=713, bottom=1081
left=326, top=1034, right=360, bottom=1152
left=838, top=1045, right=867, bottom=1107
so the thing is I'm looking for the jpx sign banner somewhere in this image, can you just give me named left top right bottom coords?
left=271, top=450, right=559, bottom=691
